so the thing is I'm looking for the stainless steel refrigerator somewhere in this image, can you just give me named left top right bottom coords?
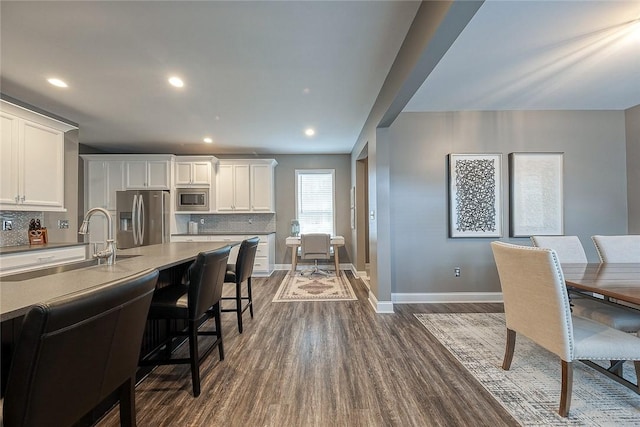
left=116, top=190, right=169, bottom=249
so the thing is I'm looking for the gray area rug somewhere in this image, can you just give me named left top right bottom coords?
left=414, top=313, right=640, bottom=426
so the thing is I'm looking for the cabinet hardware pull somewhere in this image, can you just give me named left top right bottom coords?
left=37, top=256, right=55, bottom=262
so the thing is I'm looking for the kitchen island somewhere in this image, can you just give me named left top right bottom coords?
left=0, top=241, right=235, bottom=321
left=1, top=241, right=238, bottom=401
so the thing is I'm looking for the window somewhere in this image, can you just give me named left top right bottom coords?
left=295, top=169, right=335, bottom=235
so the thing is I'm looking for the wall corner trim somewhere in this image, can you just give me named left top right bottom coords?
left=368, top=291, right=394, bottom=313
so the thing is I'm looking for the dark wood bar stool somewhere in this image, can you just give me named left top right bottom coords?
left=2, top=268, right=159, bottom=427
left=221, top=237, right=259, bottom=333
left=140, top=246, right=230, bottom=397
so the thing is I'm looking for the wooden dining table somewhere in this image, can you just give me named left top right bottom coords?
left=562, top=263, right=640, bottom=306
left=562, top=262, right=640, bottom=393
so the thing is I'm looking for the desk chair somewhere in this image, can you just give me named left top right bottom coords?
left=221, top=237, right=259, bottom=333
left=2, top=269, right=159, bottom=427
left=592, top=235, right=640, bottom=263
left=140, top=246, right=230, bottom=397
left=491, top=242, right=640, bottom=417
left=300, top=233, right=331, bottom=276
left=531, top=235, right=640, bottom=333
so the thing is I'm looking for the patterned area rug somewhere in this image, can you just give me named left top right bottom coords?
left=415, top=313, right=640, bottom=426
left=272, top=273, right=357, bottom=302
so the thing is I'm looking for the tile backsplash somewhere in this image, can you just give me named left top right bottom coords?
left=0, top=211, right=44, bottom=247
left=189, top=213, right=276, bottom=234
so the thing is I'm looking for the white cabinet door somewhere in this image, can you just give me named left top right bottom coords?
left=0, top=103, right=72, bottom=211
left=0, top=112, right=20, bottom=205
left=125, top=161, right=147, bottom=188
left=175, top=161, right=211, bottom=187
left=21, top=121, right=65, bottom=209
left=250, top=163, right=274, bottom=212
left=124, top=160, right=170, bottom=190
left=216, top=164, right=235, bottom=212
left=147, top=160, right=170, bottom=189
left=192, top=162, right=211, bottom=185
left=233, top=164, right=251, bottom=211
left=175, top=162, right=193, bottom=186
left=105, top=161, right=124, bottom=210
left=86, top=160, right=107, bottom=209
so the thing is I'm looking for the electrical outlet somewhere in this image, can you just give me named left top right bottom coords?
left=248, top=218, right=253, bottom=224
left=58, top=219, right=69, bottom=229
left=200, top=218, right=205, bottom=225
left=454, top=267, right=461, bottom=277
left=2, top=220, right=12, bottom=231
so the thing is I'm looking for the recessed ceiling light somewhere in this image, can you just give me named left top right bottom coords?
left=203, top=137, right=213, bottom=144
left=304, top=128, right=315, bottom=137
left=168, top=76, right=184, bottom=88
left=47, top=78, right=68, bottom=88
left=302, top=88, right=311, bottom=95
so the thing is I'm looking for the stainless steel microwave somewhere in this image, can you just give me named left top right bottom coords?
left=176, top=188, right=209, bottom=211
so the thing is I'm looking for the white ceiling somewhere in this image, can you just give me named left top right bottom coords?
left=1, top=1, right=639, bottom=156
left=406, top=0, right=640, bottom=112
left=0, top=1, right=420, bottom=155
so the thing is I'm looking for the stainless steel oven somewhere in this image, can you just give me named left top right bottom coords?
left=176, top=188, right=209, bottom=211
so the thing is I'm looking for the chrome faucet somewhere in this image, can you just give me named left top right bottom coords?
left=79, top=207, right=116, bottom=265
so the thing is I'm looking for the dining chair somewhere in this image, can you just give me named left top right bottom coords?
left=2, top=268, right=159, bottom=427
left=491, top=241, right=640, bottom=417
left=592, top=235, right=640, bottom=263
left=140, top=246, right=230, bottom=397
left=530, top=235, right=640, bottom=333
left=221, top=236, right=259, bottom=333
left=300, top=233, right=332, bottom=276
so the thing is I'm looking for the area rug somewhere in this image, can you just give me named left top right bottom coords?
left=272, top=273, right=357, bottom=302
left=414, top=313, right=640, bottom=426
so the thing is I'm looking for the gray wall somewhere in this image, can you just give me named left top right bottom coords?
left=626, top=104, right=640, bottom=234
left=388, top=110, right=628, bottom=294
left=271, top=154, right=352, bottom=266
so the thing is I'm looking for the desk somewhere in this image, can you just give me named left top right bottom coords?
left=286, top=236, right=345, bottom=276
left=562, top=263, right=640, bottom=306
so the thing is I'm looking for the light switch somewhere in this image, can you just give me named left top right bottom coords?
left=369, top=210, right=375, bottom=220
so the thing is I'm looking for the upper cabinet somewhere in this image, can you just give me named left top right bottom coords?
left=82, top=157, right=124, bottom=211
left=215, top=159, right=277, bottom=213
left=0, top=100, right=77, bottom=211
left=124, top=156, right=172, bottom=190
left=174, top=156, right=215, bottom=187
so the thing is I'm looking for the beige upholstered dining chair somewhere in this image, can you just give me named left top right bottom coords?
left=300, top=233, right=332, bottom=276
left=491, top=241, right=640, bottom=417
left=592, top=235, right=640, bottom=263
left=530, top=235, right=640, bottom=333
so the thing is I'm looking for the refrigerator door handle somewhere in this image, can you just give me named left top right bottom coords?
left=132, top=194, right=139, bottom=246
left=138, top=195, right=145, bottom=245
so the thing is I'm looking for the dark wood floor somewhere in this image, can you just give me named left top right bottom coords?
left=98, top=271, right=517, bottom=427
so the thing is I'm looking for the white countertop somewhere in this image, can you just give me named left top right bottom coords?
left=0, top=241, right=233, bottom=321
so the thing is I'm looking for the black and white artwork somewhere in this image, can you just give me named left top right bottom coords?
left=449, top=154, right=502, bottom=238
left=509, top=152, right=563, bottom=237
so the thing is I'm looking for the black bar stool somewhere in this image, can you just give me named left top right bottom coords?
left=221, top=237, right=259, bottom=333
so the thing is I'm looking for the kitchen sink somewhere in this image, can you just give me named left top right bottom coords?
left=0, top=254, right=141, bottom=282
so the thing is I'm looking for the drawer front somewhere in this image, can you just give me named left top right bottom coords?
left=256, top=242, right=269, bottom=257
left=253, top=256, right=269, bottom=273
left=0, top=246, right=86, bottom=274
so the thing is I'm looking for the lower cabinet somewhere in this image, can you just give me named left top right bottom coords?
left=171, top=233, right=274, bottom=276
left=0, top=245, right=87, bottom=275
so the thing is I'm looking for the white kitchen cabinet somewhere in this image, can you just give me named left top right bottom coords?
left=84, top=158, right=124, bottom=211
left=125, top=157, right=171, bottom=190
left=215, top=159, right=276, bottom=213
left=0, top=100, right=76, bottom=211
left=216, top=163, right=250, bottom=212
left=170, top=233, right=275, bottom=276
left=175, top=157, right=214, bottom=187
left=0, top=245, right=87, bottom=275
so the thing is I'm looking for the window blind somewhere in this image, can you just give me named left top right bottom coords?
left=296, top=170, right=335, bottom=235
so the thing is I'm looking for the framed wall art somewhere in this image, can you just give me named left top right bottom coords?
left=448, top=153, right=502, bottom=238
left=509, top=152, right=564, bottom=237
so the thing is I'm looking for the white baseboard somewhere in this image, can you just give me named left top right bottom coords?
left=391, top=292, right=503, bottom=304
left=368, top=291, right=394, bottom=313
